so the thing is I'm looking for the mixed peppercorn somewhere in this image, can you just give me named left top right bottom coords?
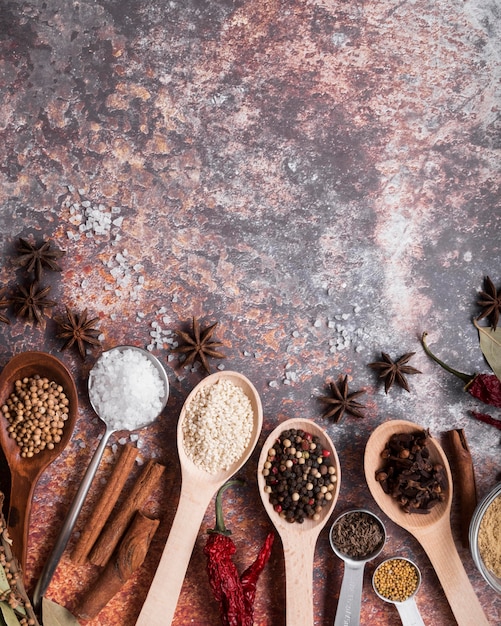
left=262, top=428, right=337, bottom=523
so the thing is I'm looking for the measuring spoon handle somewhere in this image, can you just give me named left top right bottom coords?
left=395, top=598, right=425, bottom=626
left=32, top=429, right=111, bottom=610
left=334, top=561, right=365, bottom=626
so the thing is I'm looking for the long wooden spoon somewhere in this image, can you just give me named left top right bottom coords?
left=364, top=419, right=489, bottom=626
left=0, top=352, right=78, bottom=574
left=136, top=370, right=263, bottom=626
left=257, top=418, right=341, bottom=626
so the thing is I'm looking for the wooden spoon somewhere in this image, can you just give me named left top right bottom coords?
left=257, top=418, right=341, bottom=626
left=136, top=370, right=263, bottom=626
left=0, top=352, right=78, bottom=573
left=364, top=419, right=489, bottom=626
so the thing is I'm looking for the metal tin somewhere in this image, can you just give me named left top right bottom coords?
left=469, top=482, right=501, bottom=594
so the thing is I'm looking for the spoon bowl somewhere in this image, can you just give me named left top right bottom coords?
left=136, top=370, right=263, bottom=626
left=33, top=345, right=169, bottom=610
left=257, top=418, right=341, bottom=626
left=0, top=351, right=78, bottom=573
left=364, top=419, right=489, bottom=626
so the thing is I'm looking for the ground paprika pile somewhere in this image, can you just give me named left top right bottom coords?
left=204, top=480, right=274, bottom=626
left=421, top=332, right=501, bottom=428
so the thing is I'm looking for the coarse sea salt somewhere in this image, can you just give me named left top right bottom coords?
left=88, top=348, right=167, bottom=432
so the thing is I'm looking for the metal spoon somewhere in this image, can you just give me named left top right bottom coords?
left=32, top=345, right=169, bottom=611
left=329, top=508, right=386, bottom=626
left=372, top=557, right=425, bottom=626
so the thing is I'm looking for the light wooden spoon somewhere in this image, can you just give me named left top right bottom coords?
left=136, top=370, right=263, bottom=626
left=364, top=419, right=489, bottom=626
left=257, top=418, right=341, bottom=626
left=0, top=352, right=78, bottom=574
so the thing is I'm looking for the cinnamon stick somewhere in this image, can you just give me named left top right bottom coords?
left=89, top=459, right=165, bottom=567
left=446, top=428, right=478, bottom=548
left=75, top=511, right=160, bottom=620
left=72, top=443, right=138, bottom=564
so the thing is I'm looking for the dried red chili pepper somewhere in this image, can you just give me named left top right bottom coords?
left=204, top=480, right=274, bottom=626
left=421, top=332, right=501, bottom=410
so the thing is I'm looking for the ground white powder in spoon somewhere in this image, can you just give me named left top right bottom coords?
left=182, top=379, right=253, bottom=473
left=89, top=348, right=166, bottom=432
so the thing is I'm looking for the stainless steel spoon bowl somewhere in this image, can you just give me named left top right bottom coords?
left=372, top=557, right=424, bottom=626
left=329, top=508, right=386, bottom=626
left=32, top=345, right=169, bottom=610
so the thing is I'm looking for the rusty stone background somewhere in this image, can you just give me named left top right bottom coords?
left=0, top=0, right=500, bottom=624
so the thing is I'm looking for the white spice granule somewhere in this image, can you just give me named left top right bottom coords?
left=89, top=348, right=166, bottom=432
left=182, top=379, right=253, bottom=473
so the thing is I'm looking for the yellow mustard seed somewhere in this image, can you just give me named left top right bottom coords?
left=374, top=558, right=419, bottom=602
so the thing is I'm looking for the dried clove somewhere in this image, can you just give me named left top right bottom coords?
left=375, top=430, right=447, bottom=514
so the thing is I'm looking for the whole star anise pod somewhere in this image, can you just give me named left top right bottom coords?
left=54, top=306, right=102, bottom=359
left=320, top=375, right=366, bottom=423
left=368, top=352, right=421, bottom=393
left=173, top=317, right=226, bottom=373
left=10, top=282, right=57, bottom=325
left=477, top=276, right=501, bottom=331
left=14, top=237, right=65, bottom=282
left=0, top=289, right=10, bottom=325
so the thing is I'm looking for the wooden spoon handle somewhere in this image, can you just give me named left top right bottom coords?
left=7, top=473, right=35, bottom=572
left=136, top=480, right=215, bottom=626
left=419, top=526, right=489, bottom=626
left=282, top=536, right=317, bottom=626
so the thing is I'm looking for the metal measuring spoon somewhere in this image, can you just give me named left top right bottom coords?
left=329, top=508, right=386, bottom=626
left=372, top=557, right=425, bottom=626
left=32, top=345, right=169, bottom=611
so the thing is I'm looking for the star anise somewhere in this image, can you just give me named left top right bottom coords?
left=10, top=282, right=57, bottom=325
left=368, top=352, right=421, bottom=393
left=54, top=306, right=102, bottom=359
left=320, top=375, right=366, bottom=423
left=172, top=317, right=226, bottom=373
left=477, top=276, right=501, bottom=331
left=0, top=289, right=10, bottom=325
left=13, top=237, right=65, bottom=282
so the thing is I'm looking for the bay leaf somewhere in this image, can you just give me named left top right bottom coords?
left=475, top=319, right=501, bottom=381
left=0, top=602, right=21, bottom=626
left=42, top=598, right=80, bottom=626
left=0, top=566, right=10, bottom=593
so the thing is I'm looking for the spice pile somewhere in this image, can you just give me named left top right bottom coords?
left=182, top=379, right=253, bottom=473
left=88, top=348, right=167, bottom=431
left=373, top=558, right=420, bottom=603
left=261, top=428, right=337, bottom=523
left=375, top=430, right=447, bottom=514
left=478, top=493, right=501, bottom=579
left=330, top=510, right=385, bottom=560
left=1, top=375, right=70, bottom=458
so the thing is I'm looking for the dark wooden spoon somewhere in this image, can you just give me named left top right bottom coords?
left=0, top=352, right=78, bottom=573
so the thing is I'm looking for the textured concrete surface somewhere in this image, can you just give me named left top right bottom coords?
left=0, top=0, right=500, bottom=624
